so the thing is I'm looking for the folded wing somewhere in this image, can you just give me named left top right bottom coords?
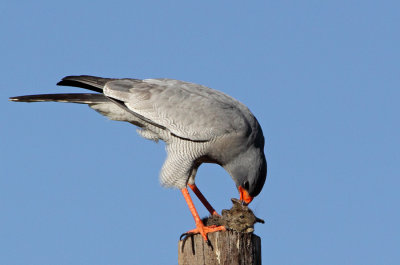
left=103, top=78, right=250, bottom=141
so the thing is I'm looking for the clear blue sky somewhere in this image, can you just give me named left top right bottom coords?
left=1, top=1, right=399, bottom=264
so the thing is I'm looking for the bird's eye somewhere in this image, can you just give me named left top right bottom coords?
left=243, top=181, right=249, bottom=190
left=240, top=215, right=245, bottom=219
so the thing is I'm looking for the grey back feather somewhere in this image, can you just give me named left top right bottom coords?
left=103, top=78, right=254, bottom=141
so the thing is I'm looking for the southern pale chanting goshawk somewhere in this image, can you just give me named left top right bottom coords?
left=10, top=75, right=267, bottom=242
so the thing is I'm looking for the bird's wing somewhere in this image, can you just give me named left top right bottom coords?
left=103, top=78, right=250, bottom=141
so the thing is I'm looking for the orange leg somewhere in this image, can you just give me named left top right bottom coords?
left=188, top=184, right=219, bottom=216
left=181, top=188, right=225, bottom=242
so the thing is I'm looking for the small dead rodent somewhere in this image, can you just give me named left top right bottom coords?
left=202, top=198, right=264, bottom=233
left=180, top=198, right=265, bottom=252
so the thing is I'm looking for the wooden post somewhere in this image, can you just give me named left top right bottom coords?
left=178, top=230, right=261, bottom=265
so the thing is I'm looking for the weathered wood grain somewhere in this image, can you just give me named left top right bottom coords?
left=178, top=230, right=261, bottom=265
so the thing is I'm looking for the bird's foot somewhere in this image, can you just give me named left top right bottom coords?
left=180, top=224, right=226, bottom=243
left=211, top=211, right=221, bottom=217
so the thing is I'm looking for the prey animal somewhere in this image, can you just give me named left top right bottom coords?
left=180, top=198, right=264, bottom=250
left=202, top=198, right=265, bottom=233
left=10, top=75, right=267, bottom=242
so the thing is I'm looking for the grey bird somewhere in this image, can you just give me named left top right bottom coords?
left=9, top=75, right=267, bottom=242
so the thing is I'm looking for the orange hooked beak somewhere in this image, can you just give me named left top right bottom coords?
left=238, top=186, right=253, bottom=204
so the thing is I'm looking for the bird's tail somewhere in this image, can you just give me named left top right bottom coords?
left=9, top=93, right=109, bottom=104
left=56, top=75, right=116, bottom=93
left=10, top=75, right=115, bottom=104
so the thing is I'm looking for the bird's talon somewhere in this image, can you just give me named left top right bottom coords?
left=180, top=231, right=196, bottom=241
left=182, top=224, right=226, bottom=243
left=180, top=233, right=188, bottom=240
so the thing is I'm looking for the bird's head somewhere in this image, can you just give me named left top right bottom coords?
left=225, top=146, right=267, bottom=204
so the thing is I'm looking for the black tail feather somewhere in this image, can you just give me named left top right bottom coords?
left=56, top=75, right=116, bottom=93
left=9, top=93, right=109, bottom=104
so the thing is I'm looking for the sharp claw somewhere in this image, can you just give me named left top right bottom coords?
left=181, top=225, right=226, bottom=244
left=180, top=232, right=196, bottom=241
left=180, top=233, right=195, bottom=253
left=180, top=233, right=188, bottom=240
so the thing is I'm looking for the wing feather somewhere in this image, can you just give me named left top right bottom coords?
left=103, top=79, right=251, bottom=141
